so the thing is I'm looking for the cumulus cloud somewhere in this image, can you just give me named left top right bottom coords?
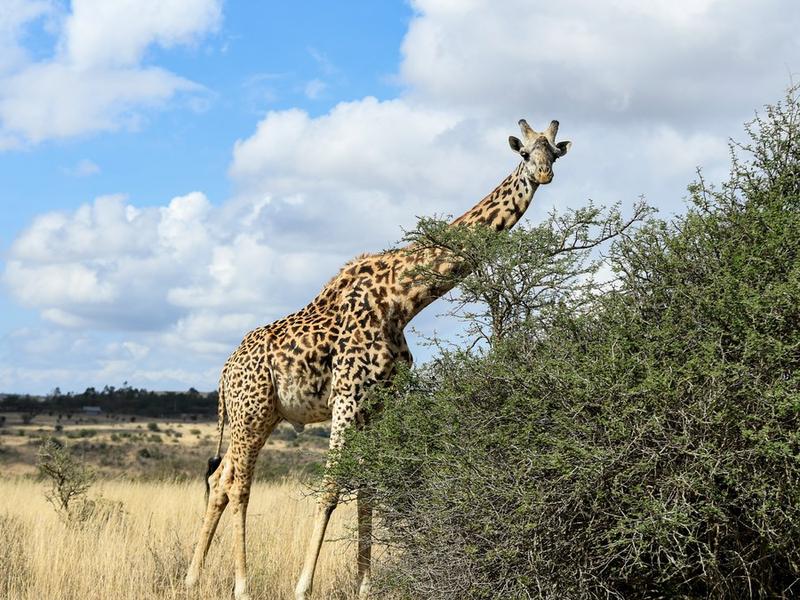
left=0, top=0, right=221, bottom=146
left=2, top=189, right=349, bottom=357
left=64, top=0, right=221, bottom=69
left=401, top=0, right=799, bottom=127
left=0, top=1, right=56, bottom=72
left=228, top=97, right=524, bottom=250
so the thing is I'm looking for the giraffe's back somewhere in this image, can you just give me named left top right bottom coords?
left=220, top=251, right=412, bottom=427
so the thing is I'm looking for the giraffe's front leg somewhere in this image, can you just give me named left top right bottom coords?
left=295, top=399, right=353, bottom=600
left=356, top=487, right=374, bottom=598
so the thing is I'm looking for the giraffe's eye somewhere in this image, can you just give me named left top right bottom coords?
left=520, top=151, right=530, bottom=161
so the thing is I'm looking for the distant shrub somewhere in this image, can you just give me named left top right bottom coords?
left=138, top=446, right=164, bottom=460
left=66, top=429, right=96, bottom=439
left=147, top=422, right=160, bottom=432
left=306, top=426, right=330, bottom=439
left=271, top=426, right=298, bottom=441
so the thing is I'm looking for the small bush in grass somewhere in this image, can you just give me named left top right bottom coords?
left=37, top=438, right=96, bottom=523
left=147, top=422, right=160, bottom=432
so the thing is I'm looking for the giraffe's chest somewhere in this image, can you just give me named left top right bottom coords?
left=272, top=356, right=334, bottom=425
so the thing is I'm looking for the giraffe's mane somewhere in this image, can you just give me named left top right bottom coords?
left=323, top=252, right=374, bottom=288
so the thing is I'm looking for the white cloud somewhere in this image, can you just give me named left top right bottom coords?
left=5, top=261, right=117, bottom=306
left=643, top=126, right=729, bottom=177
left=64, top=0, right=221, bottom=69
left=2, top=188, right=348, bottom=361
left=0, top=0, right=55, bottom=75
left=0, top=0, right=221, bottom=146
left=401, top=0, right=799, bottom=127
left=228, top=97, right=513, bottom=248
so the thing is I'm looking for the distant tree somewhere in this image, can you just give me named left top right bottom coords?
left=37, top=438, right=95, bottom=520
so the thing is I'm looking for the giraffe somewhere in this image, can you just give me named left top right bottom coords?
left=184, top=119, right=571, bottom=600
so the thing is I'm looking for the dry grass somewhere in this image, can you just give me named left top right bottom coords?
left=0, top=477, right=361, bottom=600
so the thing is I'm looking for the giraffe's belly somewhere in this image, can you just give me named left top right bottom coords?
left=273, top=370, right=333, bottom=425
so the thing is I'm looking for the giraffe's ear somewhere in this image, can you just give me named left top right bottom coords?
left=509, top=136, right=523, bottom=153
left=555, top=141, right=572, bottom=156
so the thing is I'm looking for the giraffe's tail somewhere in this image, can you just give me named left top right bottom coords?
left=204, top=378, right=226, bottom=501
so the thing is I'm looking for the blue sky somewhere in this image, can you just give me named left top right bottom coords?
left=1, top=0, right=798, bottom=394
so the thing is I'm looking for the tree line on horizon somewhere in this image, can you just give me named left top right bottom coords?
left=0, top=385, right=218, bottom=418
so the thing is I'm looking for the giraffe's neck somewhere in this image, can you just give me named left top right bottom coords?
left=452, top=162, right=538, bottom=230
left=392, top=162, right=539, bottom=324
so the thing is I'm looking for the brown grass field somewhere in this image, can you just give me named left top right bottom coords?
left=0, top=412, right=365, bottom=600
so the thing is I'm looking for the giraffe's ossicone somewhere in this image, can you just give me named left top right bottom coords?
left=185, top=118, right=572, bottom=600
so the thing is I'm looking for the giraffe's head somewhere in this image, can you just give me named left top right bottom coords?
left=508, top=119, right=571, bottom=185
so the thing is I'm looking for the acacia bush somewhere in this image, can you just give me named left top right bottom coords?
left=332, top=89, right=800, bottom=599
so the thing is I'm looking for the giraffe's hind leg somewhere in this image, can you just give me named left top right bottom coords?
left=186, top=455, right=233, bottom=588
left=228, top=414, right=279, bottom=600
left=186, top=362, right=279, bottom=597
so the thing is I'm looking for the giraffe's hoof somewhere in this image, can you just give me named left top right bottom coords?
left=184, top=572, right=198, bottom=589
left=233, top=585, right=250, bottom=600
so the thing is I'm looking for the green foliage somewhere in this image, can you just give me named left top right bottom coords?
left=404, top=200, right=651, bottom=345
left=332, top=88, right=800, bottom=599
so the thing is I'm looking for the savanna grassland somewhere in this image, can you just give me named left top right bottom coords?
left=0, top=412, right=362, bottom=600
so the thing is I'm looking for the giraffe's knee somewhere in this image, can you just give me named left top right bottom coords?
left=207, top=458, right=234, bottom=500
left=317, top=489, right=339, bottom=513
